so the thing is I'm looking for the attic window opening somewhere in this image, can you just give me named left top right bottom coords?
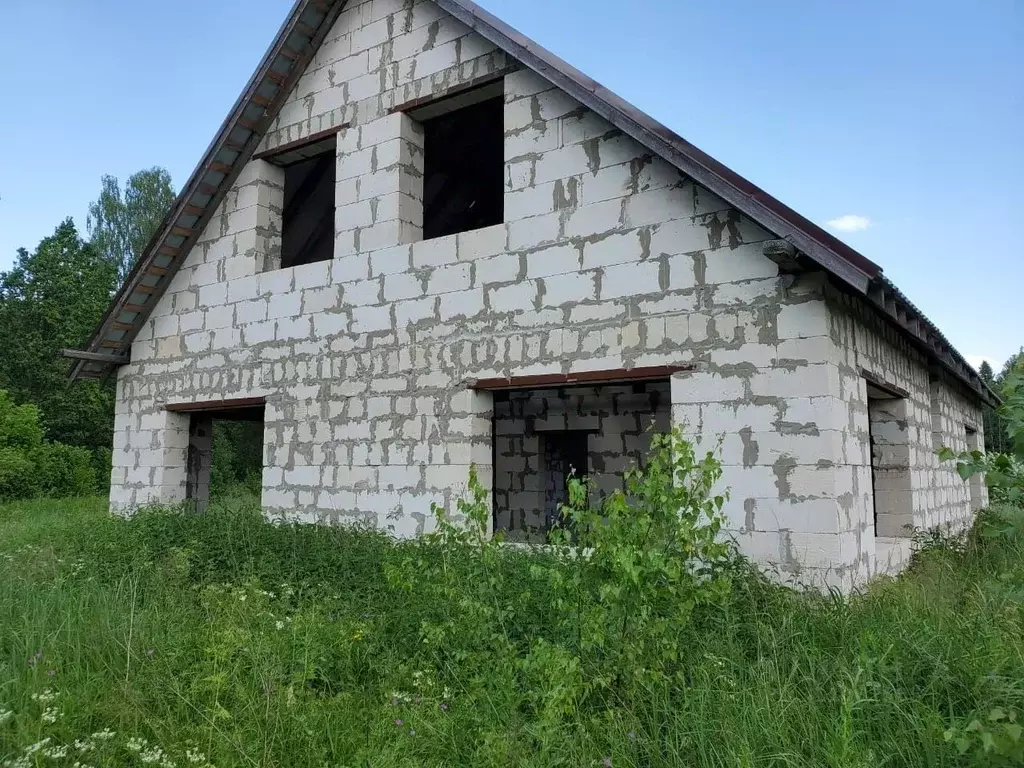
left=268, top=134, right=337, bottom=270
left=415, top=85, right=504, bottom=240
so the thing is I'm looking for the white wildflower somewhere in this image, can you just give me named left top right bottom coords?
left=74, top=738, right=96, bottom=752
left=42, top=744, right=69, bottom=759
left=41, top=706, right=60, bottom=724
left=185, top=748, right=207, bottom=764
left=91, top=728, right=116, bottom=740
left=140, top=746, right=168, bottom=764
left=126, top=736, right=148, bottom=752
left=275, top=620, right=285, bottom=630
left=31, top=689, right=59, bottom=703
left=24, top=738, right=51, bottom=754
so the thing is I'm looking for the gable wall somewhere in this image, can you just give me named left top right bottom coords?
left=111, top=0, right=917, bottom=589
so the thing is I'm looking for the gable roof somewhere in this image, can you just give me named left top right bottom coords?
left=65, top=0, right=997, bottom=407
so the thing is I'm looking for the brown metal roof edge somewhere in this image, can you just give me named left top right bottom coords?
left=433, top=0, right=882, bottom=293
left=70, top=0, right=348, bottom=382
left=872, top=276, right=999, bottom=407
left=435, top=0, right=991, bottom=405
left=72, top=0, right=989, bottom=408
left=468, top=365, right=693, bottom=391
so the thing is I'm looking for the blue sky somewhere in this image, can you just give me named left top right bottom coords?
left=0, top=0, right=1020, bottom=370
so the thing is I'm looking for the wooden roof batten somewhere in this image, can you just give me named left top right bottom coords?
left=66, top=0, right=995, bottom=407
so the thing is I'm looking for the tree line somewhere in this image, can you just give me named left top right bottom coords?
left=0, top=168, right=259, bottom=501
left=979, top=356, right=1023, bottom=454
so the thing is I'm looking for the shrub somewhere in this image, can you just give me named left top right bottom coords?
left=34, top=442, right=96, bottom=498
left=0, top=446, right=39, bottom=500
left=941, top=365, right=1024, bottom=505
left=549, top=427, right=734, bottom=695
left=0, top=390, right=44, bottom=453
left=91, top=445, right=112, bottom=493
left=0, top=389, right=98, bottom=500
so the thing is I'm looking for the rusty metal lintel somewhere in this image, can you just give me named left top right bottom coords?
left=389, top=65, right=519, bottom=115
left=860, top=368, right=910, bottom=400
left=165, top=396, right=267, bottom=413
left=253, top=122, right=352, bottom=162
left=468, top=365, right=693, bottom=392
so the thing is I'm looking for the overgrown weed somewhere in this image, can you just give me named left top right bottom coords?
left=1, top=434, right=1021, bottom=766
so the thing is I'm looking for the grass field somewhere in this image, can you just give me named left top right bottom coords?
left=1, top=494, right=1022, bottom=767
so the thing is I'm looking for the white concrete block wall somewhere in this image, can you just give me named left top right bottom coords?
left=108, top=0, right=989, bottom=591
left=827, top=288, right=986, bottom=576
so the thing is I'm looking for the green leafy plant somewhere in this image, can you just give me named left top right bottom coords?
left=945, top=707, right=1023, bottom=766
left=0, top=389, right=96, bottom=500
left=548, top=427, right=734, bottom=695
left=940, top=365, right=1024, bottom=504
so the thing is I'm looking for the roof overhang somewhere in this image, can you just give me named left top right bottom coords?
left=66, top=0, right=348, bottom=381
left=66, top=0, right=997, bottom=408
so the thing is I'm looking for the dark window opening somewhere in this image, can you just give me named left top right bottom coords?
left=278, top=139, right=336, bottom=269
left=965, top=425, right=983, bottom=511
left=422, top=95, right=503, bottom=240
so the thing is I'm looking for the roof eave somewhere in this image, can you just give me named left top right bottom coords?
left=68, top=0, right=348, bottom=382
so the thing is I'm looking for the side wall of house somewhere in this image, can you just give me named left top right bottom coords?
left=826, top=288, right=987, bottom=575
left=111, top=0, right=944, bottom=589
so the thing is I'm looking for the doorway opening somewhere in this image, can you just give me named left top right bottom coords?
left=169, top=399, right=266, bottom=512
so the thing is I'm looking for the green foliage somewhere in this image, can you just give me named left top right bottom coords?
left=86, top=167, right=176, bottom=282
left=0, top=389, right=96, bottom=500
left=940, top=361, right=1024, bottom=504
left=209, top=421, right=264, bottom=500
left=0, top=219, right=117, bottom=451
left=0, top=448, right=38, bottom=502
left=34, top=442, right=97, bottom=499
left=945, top=707, right=1023, bottom=766
left=980, top=350, right=1024, bottom=454
left=0, top=390, right=44, bottom=452
left=547, top=428, right=733, bottom=694
left=0, top=489, right=1022, bottom=766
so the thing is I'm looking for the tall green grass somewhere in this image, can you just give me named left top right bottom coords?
left=1, top=497, right=1022, bottom=767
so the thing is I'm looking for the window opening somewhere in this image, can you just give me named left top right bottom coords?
left=420, top=94, right=503, bottom=240
left=866, top=383, right=912, bottom=538
left=268, top=134, right=337, bottom=269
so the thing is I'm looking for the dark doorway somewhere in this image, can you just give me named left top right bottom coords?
left=491, top=380, right=670, bottom=542
left=541, top=430, right=591, bottom=533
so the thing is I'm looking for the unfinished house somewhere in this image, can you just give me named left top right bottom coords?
left=65, top=0, right=996, bottom=590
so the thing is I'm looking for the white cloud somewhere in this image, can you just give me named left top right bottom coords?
left=826, top=214, right=872, bottom=233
